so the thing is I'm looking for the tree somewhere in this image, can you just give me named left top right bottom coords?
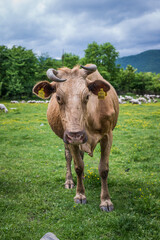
left=6, top=46, right=38, bottom=98
left=62, top=53, right=79, bottom=68
left=0, top=45, right=38, bottom=98
left=118, top=65, right=137, bottom=93
left=36, top=53, right=62, bottom=81
left=81, top=42, right=119, bottom=86
left=82, top=41, right=100, bottom=66
left=145, top=72, right=160, bottom=94
left=1, top=44, right=159, bottom=98
left=0, top=45, right=10, bottom=96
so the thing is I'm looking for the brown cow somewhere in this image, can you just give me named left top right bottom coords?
left=33, top=64, right=119, bottom=212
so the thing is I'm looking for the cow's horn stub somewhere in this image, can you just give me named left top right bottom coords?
left=81, top=64, right=97, bottom=74
left=46, top=68, right=67, bottom=82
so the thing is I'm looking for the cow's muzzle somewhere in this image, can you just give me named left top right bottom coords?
left=63, top=130, right=88, bottom=145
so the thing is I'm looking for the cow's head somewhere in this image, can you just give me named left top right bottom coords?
left=33, top=65, right=110, bottom=145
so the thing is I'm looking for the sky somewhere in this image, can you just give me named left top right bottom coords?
left=1, top=0, right=160, bottom=59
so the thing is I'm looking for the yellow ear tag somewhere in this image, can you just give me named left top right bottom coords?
left=38, top=88, right=45, bottom=99
left=98, top=88, right=107, bottom=99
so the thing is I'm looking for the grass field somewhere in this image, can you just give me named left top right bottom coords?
left=0, top=101, right=160, bottom=240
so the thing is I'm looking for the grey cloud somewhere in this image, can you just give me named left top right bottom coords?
left=0, top=0, right=160, bottom=58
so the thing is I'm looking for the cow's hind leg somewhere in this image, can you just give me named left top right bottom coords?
left=64, top=144, right=74, bottom=189
left=99, top=132, right=114, bottom=212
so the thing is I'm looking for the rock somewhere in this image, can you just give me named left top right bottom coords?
left=40, top=232, right=60, bottom=240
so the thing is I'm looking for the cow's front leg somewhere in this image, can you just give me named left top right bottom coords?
left=99, top=132, right=114, bottom=212
left=64, top=144, right=74, bottom=189
left=69, top=145, right=86, bottom=204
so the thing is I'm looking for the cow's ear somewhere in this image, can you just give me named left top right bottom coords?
left=87, top=80, right=110, bottom=95
left=32, top=81, right=56, bottom=99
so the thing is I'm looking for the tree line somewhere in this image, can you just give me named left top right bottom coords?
left=0, top=42, right=160, bottom=99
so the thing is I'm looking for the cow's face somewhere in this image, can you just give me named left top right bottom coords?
left=56, top=71, right=90, bottom=144
left=33, top=65, right=110, bottom=145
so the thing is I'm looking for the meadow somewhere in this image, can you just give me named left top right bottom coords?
left=0, top=101, right=160, bottom=240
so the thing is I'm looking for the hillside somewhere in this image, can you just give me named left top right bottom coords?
left=116, top=50, right=160, bottom=73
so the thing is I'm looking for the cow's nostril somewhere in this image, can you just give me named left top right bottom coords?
left=63, top=131, right=87, bottom=144
left=66, top=134, right=72, bottom=140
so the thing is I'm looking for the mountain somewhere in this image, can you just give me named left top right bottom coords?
left=116, top=50, right=160, bottom=73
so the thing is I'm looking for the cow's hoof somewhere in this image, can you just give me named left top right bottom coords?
left=100, top=205, right=114, bottom=212
left=100, top=200, right=114, bottom=212
left=74, top=198, right=87, bottom=204
left=74, top=194, right=87, bottom=204
left=65, top=180, right=74, bottom=189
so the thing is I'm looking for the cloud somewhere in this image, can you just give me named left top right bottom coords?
left=114, top=9, right=160, bottom=54
left=0, top=0, right=160, bottom=58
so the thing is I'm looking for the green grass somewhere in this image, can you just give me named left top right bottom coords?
left=0, top=102, right=160, bottom=240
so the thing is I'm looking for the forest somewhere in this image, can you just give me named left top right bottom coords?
left=0, top=42, right=160, bottom=99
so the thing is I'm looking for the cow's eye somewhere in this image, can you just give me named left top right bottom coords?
left=83, top=94, right=90, bottom=104
left=56, top=95, right=63, bottom=104
left=86, top=95, right=90, bottom=101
